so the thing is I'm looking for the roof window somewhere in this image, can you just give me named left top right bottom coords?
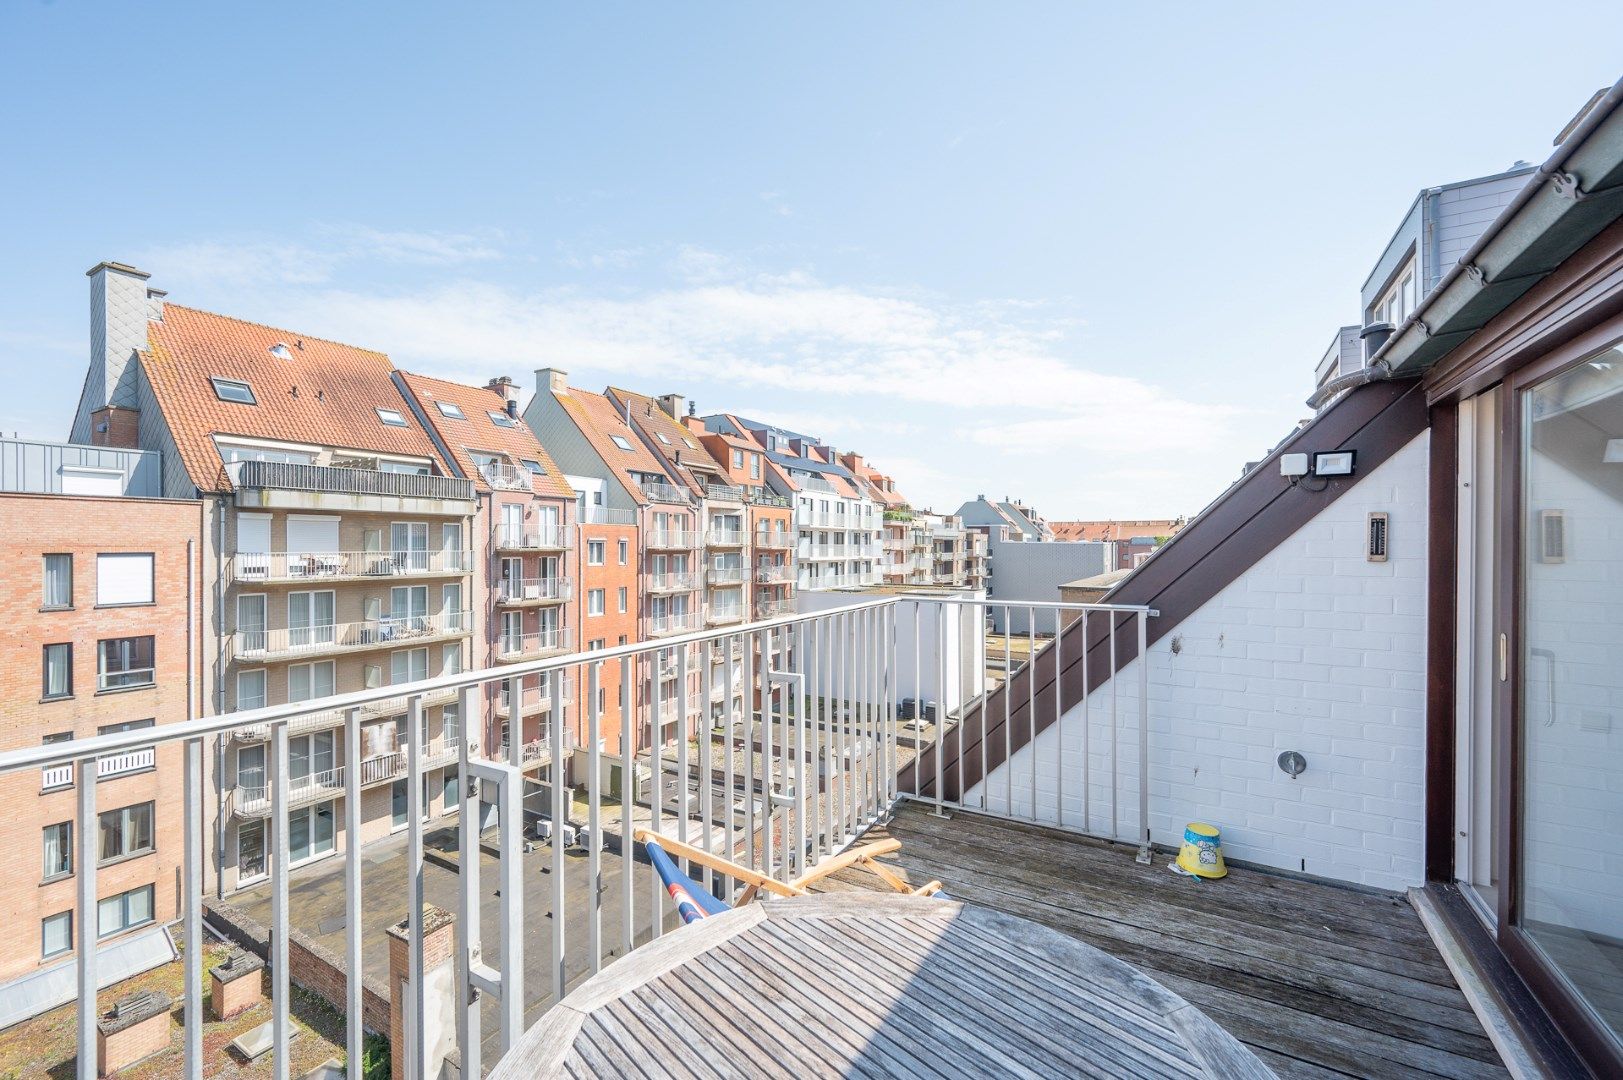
left=437, top=401, right=467, bottom=420
left=521, top=458, right=545, bottom=475
left=268, top=343, right=293, bottom=361
left=376, top=408, right=409, bottom=427
left=610, top=435, right=634, bottom=451
left=211, top=377, right=257, bottom=405
left=488, top=410, right=519, bottom=429
left=656, top=432, right=672, bottom=445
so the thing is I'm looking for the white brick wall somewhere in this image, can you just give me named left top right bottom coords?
left=969, top=432, right=1430, bottom=890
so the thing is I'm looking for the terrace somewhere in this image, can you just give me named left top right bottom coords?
left=495, top=576, right=573, bottom=606
left=229, top=609, right=473, bottom=662
left=227, top=547, right=472, bottom=585
left=226, top=459, right=476, bottom=515
left=494, top=523, right=571, bottom=551
left=16, top=598, right=1507, bottom=1080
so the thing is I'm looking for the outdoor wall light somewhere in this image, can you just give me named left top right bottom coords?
left=1312, top=450, right=1356, bottom=477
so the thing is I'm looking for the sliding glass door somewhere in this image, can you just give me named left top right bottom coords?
left=1515, top=347, right=1623, bottom=1049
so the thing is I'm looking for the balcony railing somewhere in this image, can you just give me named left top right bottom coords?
left=755, top=564, right=793, bottom=584
left=646, top=529, right=698, bottom=550
left=495, top=627, right=574, bottom=662
left=644, top=571, right=700, bottom=593
left=229, top=549, right=472, bottom=584
left=578, top=506, right=636, bottom=525
left=646, top=611, right=702, bottom=636
left=2, top=596, right=1155, bottom=1080
left=707, top=565, right=746, bottom=585
left=753, top=528, right=793, bottom=548
left=228, top=460, right=474, bottom=502
left=641, top=480, right=692, bottom=505
left=754, top=597, right=795, bottom=619
left=233, top=687, right=461, bottom=742
left=702, top=482, right=744, bottom=503
left=706, top=605, right=746, bottom=626
left=746, top=488, right=791, bottom=508
left=230, top=610, right=472, bottom=661
left=495, top=525, right=571, bottom=551
left=40, top=747, right=155, bottom=790
left=706, top=526, right=745, bottom=547
left=497, top=577, right=573, bottom=605
left=495, top=675, right=574, bottom=719
left=497, top=725, right=575, bottom=770
left=480, top=462, right=534, bottom=491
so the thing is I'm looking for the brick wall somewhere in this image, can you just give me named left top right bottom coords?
left=0, top=492, right=201, bottom=984
left=971, top=433, right=1431, bottom=891
left=204, top=897, right=391, bottom=1037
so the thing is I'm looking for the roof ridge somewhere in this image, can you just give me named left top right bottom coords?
left=164, top=303, right=392, bottom=361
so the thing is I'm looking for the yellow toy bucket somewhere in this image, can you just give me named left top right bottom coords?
left=1175, top=822, right=1227, bottom=879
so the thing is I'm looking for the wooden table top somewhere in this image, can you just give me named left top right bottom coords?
left=492, top=893, right=1276, bottom=1079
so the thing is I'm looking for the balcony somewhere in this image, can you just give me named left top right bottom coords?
left=479, top=462, right=534, bottom=491
left=494, top=675, right=574, bottom=720
left=702, top=482, right=744, bottom=503
left=228, top=548, right=472, bottom=585
left=653, top=692, right=703, bottom=727
left=644, top=571, right=700, bottom=593
left=641, top=480, right=692, bottom=505
left=755, top=563, right=793, bottom=584
left=230, top=610, right=473, bottom=662
left=231, top=686, right=461, bottom=742
left=494, top=627, right=574, bottom=662
left=753, top=528, right=793, bottom=549
left=754, top=597, right=795, bottom=619
left=646, top=529, right=697, bottom=550
left=706, top=526, right=745, bottom=547
left=41, top=747, right=155, bottom=790
left=497, top=724, right=575, bottom=772
left=495, top=524, right=571, bottom=552
left=706, top=605, right=746, bottom=626
left=707, top=565, right=746, bottom=586
left=496, top=577, right=573, bottom=606
left=230, top=736, right=462, bottom=819
left=645, top=611, right=701, bottom=637
left=578, top=506, right=636, bottom=526
left=226, top=460, right=476, bottom=515
left=745, top=488, right=791, bottom=508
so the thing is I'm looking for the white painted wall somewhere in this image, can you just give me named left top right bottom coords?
left=969, top=433, right=1431, bottom=891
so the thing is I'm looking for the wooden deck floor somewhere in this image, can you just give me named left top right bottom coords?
left=815, top=804, right=1508, bottom=1080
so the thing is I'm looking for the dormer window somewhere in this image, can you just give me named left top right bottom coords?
left=610, top=435, right=634, bottom=451
left=437, top=401, right=467, bottom=420
left=211, top=377, right=257, bottom=405
left=1371, top=256, right=1419, bottom=327
left=488, top=410, right=519, bottom=429
left=376, top=408, right=409, bottom=427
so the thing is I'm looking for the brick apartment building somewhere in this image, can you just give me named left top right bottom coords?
left=68, top=263, right=477, bottom=894
left=0, top=437, right=201, bottom=1017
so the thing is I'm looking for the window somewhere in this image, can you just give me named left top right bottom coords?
left=99, top=803, right=154, bottom=864
left=617, top=586, right=628, bottom=613
left=42, top=554, right=72, bottom=608
left=683, top=437, right=697, bottom=449
left=656, top=432, right=672, bottom=445
left=443, top=642, right=463, bottom=676
left=488, top=410, right=518, bottom=429
left=391, top=648, right=428, bottom=685
left=43, top=822, right=71, bottom=881
left=610, top=435, right=633, bottom=451
left=732, top=449, right=743, bottom=469
left=236, top=669, right=267, bottom=711
left=237, top=820, right=266, bottom=882
left=587, top=540, right=605, bottom=565
left=444, top=768, right=460, bottom=812
left=436, top=401, right=467, bottom=420
left=1371, top=257, right=1419, bottom=327
left=376, top=407, right=409, bottom=427
left=288, top=660, right=335, bottom=701
left=618, top=539, right=629, bottom=564
left=210, top=377, right=257, bottom=405
left=42, top=912, right=71, bottom=959
left=521, top=458, right=544, bottom=475
left=588, top=638, right=606, bottom=650
left=750, top=456, right=760, bottom=480
left=43, top=643, right=72, bottom=699
left=97, top=885, right=154, bottom=938
left=96, top=553, right=154, bottom=606
left=588, top=589, right=605, bottom=616
left=216, top=443, right=314, bottom=465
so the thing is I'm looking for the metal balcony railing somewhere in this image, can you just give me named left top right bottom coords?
left=497, top=724, right=574, bottom=770
left=646, top=611, right=702, bottom=636
left=755, top=564, right=793, bottom=584
left=706, top=526, right=745, bottom=547
left=230, top=610, right=472, bottom=661
left=644, top=571, right=700, bottom=593
left=745, top=488, right=791, bottom=508
left=40, top=747, right=155, bottom=790
left=495, top=675, right=574, bottom=719
left=228, top=460, right=474, bottom=502
left=706, top=605, right=746, bottom=626
left=753, top=528, right=794, bottom=548
left=707, top=565, right=746, bottom=585
left=495, top=627, right=574, bottom=662
left=646, top=529, right=698, bottom=550
left=232, top=687, right=461, bottom=742
left=3, top=596, right=1156, bottom=1080
left=496, top=577, right=573, bottom=605
left=702, top=482, right=744, bottom=503
left=754, top=597, right=796, bottom=619
left=578, top=506, right=637, bottom=525
left=229, top=548, right=472, bottom=584
left=495, top=524, right=571, bottom=551
left=641, top=480, right=692, bottom=505
left=480, top=462, right=533, bottom=491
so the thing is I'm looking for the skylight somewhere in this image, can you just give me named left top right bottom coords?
left=610, top=435, right=634, bottom=451
left=488, top=410, right=519, bottom=429
left=376, top=408, right=409, bottom=427
left=521, top=458, right=545, bottom=474
left=656, top=432, right=672, bottom=445
left=683, top=438, right=698, bottom=449
left=437, top=401, right=467, bottom=420
left=211, top=377, right=257, bottom=405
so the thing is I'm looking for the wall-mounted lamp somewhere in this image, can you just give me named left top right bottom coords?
left=1312, top=450, right=1356, bottom=477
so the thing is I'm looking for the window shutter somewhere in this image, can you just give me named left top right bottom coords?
left=96, top=554, right=153, bottom=605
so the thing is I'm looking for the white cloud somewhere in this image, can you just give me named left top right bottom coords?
left=143, top=234, right=1284, bottom=516
left=141, top=226, right=504, bottom=287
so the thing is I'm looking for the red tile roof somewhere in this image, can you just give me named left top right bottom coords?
left=605, top=387, right=728, bottom=497
left=397, top=371, right=573, bottom=499
left=550, top=385, right=673, bottom=505
left=139, top=305, right=450, bottom=492
left=1050, top=519, right=1186, bottom=542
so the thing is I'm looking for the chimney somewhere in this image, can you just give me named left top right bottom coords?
left=657, top=393, right=685, bottom=418
left=536, top=367, right=569, bottom=396
left=87, top=262, right=154, bottom=414
left=485, top=376, right=520, bottom=417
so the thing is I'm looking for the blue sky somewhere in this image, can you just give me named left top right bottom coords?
left=3, top=3, right=1621, bottom=516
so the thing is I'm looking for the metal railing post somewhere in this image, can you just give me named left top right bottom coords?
left=455, top=688, right=481, bottom=1080
left=76, top=755, right=97, bottom=1080
left=406, top=697, right=426, bottom=1080
left=271, top=722, right=291, bottom=1080
left=183, top=738, right=204, bottom=1080
left=344, top=706, right=364, bottom=1078
left=1136, top=612, right=1153, bottom=865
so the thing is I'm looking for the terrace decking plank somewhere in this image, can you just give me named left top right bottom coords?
left=820, top=805, right=1509, bottom=1080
